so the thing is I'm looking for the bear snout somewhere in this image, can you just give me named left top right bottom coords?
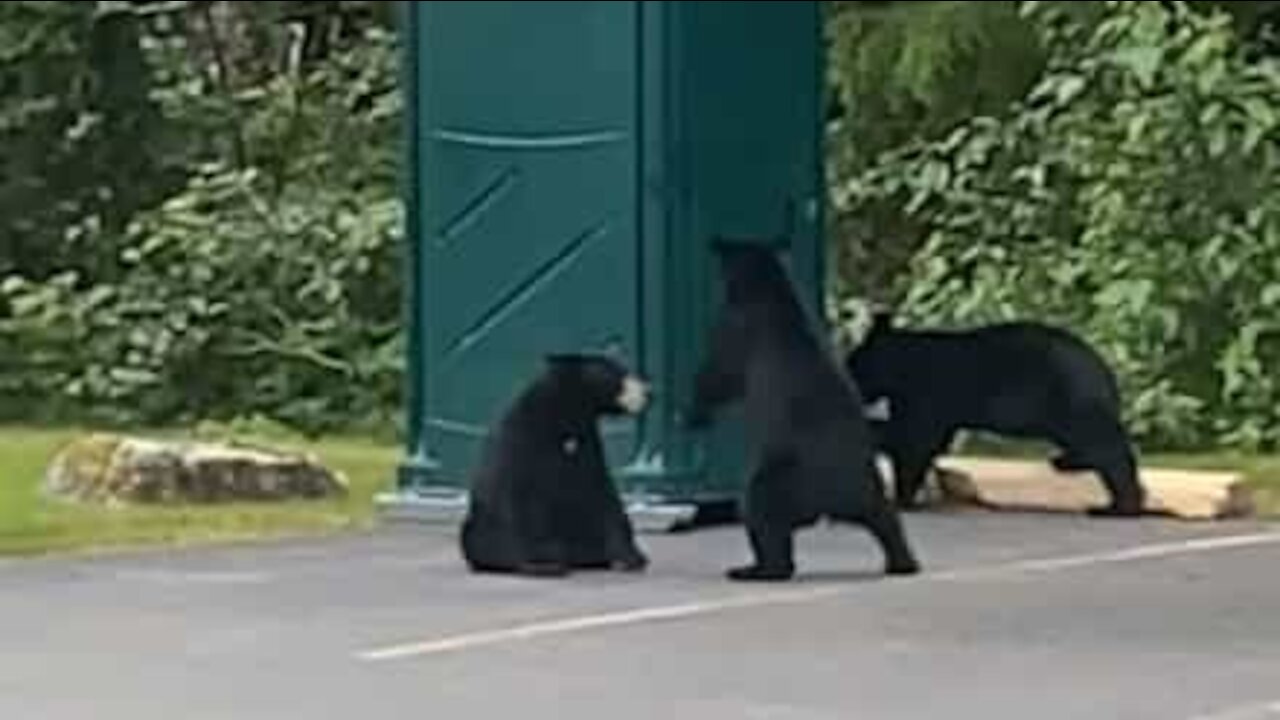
left=616, top=376, right=651, bottom=414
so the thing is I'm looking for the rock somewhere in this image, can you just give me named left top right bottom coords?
left=922, top=456, right=1255, bottom=520
left=43, top=433, right=349, bottom=505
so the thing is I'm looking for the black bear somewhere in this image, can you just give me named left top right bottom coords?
left=844, top=312, right=1147, bottom=517
left=687, top=239, right=921, bottom=582
left=460, top=353, right=652, bottom=577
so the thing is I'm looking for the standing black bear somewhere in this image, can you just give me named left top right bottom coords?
left=460, top=353, right=652, bottom=577
left=844, top=312, right=1147, bottom=517
left=687, top=239, right=920, bottom=582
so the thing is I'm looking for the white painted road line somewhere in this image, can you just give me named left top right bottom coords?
left=355, top=529, right=1280, bottom=663
left=1188, top=699, right=1280, bottom=720
left=356, top=587, right=845, bottom=661
left=929, top=530, right=1280, bottom=582
left=111, top=569, right=273, bottom=585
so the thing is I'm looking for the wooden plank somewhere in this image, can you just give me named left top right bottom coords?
left=889, top=456, right=1255, bottom=520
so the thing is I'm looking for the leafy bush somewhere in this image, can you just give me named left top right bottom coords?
left=0, top=20, right=404, bottom=435
left=835, top=0, right=1280, bottom=451
left=824, top=1, right=1051, bottom=303
left=2, top=166, right=403, bottom=434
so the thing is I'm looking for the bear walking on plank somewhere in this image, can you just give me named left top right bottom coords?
left=844, top=312, right=1147, bottom=517
left=460, top=353, right=652, bottom=577
left=687, top=239, right=920, bottom=582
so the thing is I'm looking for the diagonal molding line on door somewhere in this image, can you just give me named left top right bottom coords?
left=444, top=221, right=613, bottom=363
left=437, top=165, right=522, bottom=248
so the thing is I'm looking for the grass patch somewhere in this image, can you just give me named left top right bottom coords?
left=3, top=424, right=1278, bottom=559
left=0, top=426, right=399, bottom=557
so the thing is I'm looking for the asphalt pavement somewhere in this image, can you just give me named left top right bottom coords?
left=2, top=508, right=1279, bottom=720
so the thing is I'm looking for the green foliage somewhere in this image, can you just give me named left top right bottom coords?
left=0, top=2, right=404, bottom=435
left=827, top=1, right=1046, bottom=169
left=837, top=1, right=1280, bottom=451
left=0, top=2, right=176, bottom=282
left=5, top=0, right=1278, bottom=451
left=825, top=1, right=1058, bottom=302
left=3, top=166, right=403, bottom=433
left=822, top=0, right=1277, bottom=301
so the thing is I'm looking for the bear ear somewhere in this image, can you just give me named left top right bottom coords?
left=599, top=338, right=625, bottom=361
left=710, top=235, right=787, bottom=252
left=709, top=235, right=744, bottom=255
left=765, top=233, right=792, bottom=251
left=544, top=353, right=587, bottom=368
left=868, top=306, right=895, bottom=334
left=708, top=237, right=784, bottom=270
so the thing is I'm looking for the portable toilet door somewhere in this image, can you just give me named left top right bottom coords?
left=387, top=1, right=825, bottom=530
left=656, top=1, right=827, bottom=514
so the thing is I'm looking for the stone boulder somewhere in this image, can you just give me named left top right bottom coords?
left=43, top=433, right=349, bottom=505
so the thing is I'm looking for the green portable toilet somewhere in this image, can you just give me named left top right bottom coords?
left=381, top=1, right=826, bottom=529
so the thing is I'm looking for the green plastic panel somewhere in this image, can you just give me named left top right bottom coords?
left=668, top=1, right=827, bottom=498
left=411, top=1, right=643, bottom=477
left=398, top=1, right=824, bottom=507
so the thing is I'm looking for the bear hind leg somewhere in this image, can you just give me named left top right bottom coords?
left=1086, top=444, right=1146, bottom=518
left=1049, top=451, right=1093, bottom=473
left=460, top=515, right=522, bottom=574
left=831, top=502, right=921, bottom=576
left=564, top=520, right=646, bottom=573
left=1056, top=410, right=1146, bottom=517
left=886, top=421, right=954, bottom=510
left=564, top=535, right=612, bottom=570
left=863, top=509, right=921, bottom=576
left=728, top=520, right=796, bottom=582
left=728, top=456, right=800, bottom=582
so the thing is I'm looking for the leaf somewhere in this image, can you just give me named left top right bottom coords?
left=1111, top=46, right=1162, bottom=89
left=1241, top=97, right=1277, bottom=129
left=1206, top=124, right=1231, bottom=159
left=1, top=276, right=29, bottom=296
left=1051, top=74, right=1088, bottom=106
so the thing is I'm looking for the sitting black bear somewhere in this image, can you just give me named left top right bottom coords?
left=844, top=312, right=1147, bottom=517
left=688, top=239, right=921, bottom=582
left=460, top=353, right=652, bottom=577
